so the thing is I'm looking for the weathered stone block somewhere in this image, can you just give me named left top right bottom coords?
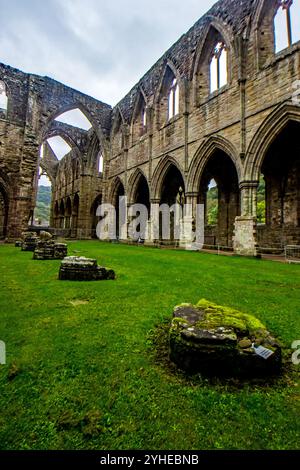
left=58, top=256, right=116, bottom=281
left=233, top=217, right=258, bottom=257
left=21, top=232, right=39, bottom=252
left=169, top=300, right=282, bottom=377
left=33, top=241, right=68, bottom=260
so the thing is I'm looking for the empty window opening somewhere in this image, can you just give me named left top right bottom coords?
left=133, top=95, right=147, bottom=140
left=257, top=175, right=266, bottom=224
left=206, top=179, right=219, bottom=226
left=291, top=0, right=300, bottom=44
left=0, top=81, right=8, bottom=112
left=210, top=42, right=228, bottom=93
left=47, top=136, right=72, bottom=161
left=55, top=109, right=92, bottom=130
left=34, top=167, right=52, bottom=226
left=97, top=152, right=104, bottom=174
left=168, top=78, right=180, bottom=120
left=142, top=107, right=147, bottom=130
left=275, top=0, right=300, bottom=53
left=38, top=166, right=51, bottom=187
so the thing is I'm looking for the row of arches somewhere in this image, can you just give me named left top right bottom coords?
left=109, top=151, right=239, bottom=247
left=108, top=115, right=300, bottom=248
left=53, top=194, right=79, bottom=232
left=112, top=2, right=300, bottom=151
left=53, top=193, right=106, bottom=238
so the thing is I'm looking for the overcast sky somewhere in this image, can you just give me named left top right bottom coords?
left=0, top=0, right=217, bottom=186
left=0, top=0, right=216, bottom=106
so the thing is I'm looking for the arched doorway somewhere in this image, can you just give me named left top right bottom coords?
left=59, top=200, right=65, bottom=229
left=257, top=121, right=300, bottom=248
left=131, top=174, right=150, bottom=240
left=112, top=180, right=125, bottom=240
left=159, top=164, right=185, bottom=244
left=91, top=195, right=102, bottom=239
left=54, top=201, right=59, bottom=228
left=0, top=185, right=8, bottom=239
left=72, top=194, right=79, bottom=237
left=65, top=197, right=72, bottom=230
left=198, top=150, right=240, bottom=248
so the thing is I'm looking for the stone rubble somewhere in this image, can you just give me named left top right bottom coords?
left=59, top=256, right=116, bottom=281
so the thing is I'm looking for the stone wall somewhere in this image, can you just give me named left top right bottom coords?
left=0, top=0, right=300, bottom=254
left=0, top=62, right=111, bottom=239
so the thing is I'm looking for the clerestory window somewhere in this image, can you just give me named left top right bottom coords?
left=168, top=78, right=180, bottom=120
left=0, top=81, right=8, bottom=114
left=210, top=42, right=228, bottom=93
left=274, top=0, right=300, bottom=53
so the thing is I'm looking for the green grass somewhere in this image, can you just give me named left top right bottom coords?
left=0, top=241, right=299, bottom=450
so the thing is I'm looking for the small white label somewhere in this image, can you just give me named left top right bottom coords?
left=0, top=341, right=6, bottom=365
left=252, top=344, right=274, bottom=360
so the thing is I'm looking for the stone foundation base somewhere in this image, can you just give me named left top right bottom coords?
left=233, top=216, right=258, bottom=257
left=59, top=257, right=116, bottom=281
left=33, top=241, right=68, bottom=260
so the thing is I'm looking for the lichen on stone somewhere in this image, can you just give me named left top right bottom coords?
left=196, top=299, right=266, bottom=335
left=169, top=299, right=282, bottom=377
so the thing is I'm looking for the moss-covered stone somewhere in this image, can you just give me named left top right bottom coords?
left=169, top=299, right=282, bottom=377
left=196, top=299, right=266, bottom=334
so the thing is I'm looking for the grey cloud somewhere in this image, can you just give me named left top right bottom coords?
left=0, top=0, right=216, bottom=104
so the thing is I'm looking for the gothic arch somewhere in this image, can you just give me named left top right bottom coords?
left=244, top=103, right=300, bottom=181
left=43, top=102, right=107, bottom=149
left=42, top=130, right=81, bottom=154
left=131, top=88, right=148, bottom=141
left=111, top=106, right=126, bottom=135
left=109, top=176, right=126, bottom=205
left=111, top=107, right=126, bottom=154
left=187, top=136, right=241, bottom=193
left=151, top=156, right=185, bottom=200
left=191, top=17, right=235, bottom=81
left=127, top=168, right=150, bottom=205
left=39, top=160, right=56, bottom=186
left=252, top=0, right=290, bottom=67
left=131, top=87, right=148, bottom=123
left=191, top=18, right=235, bottom=105
left=155, top=60, right=182, bottom=104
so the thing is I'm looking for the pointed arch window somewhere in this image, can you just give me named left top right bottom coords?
left=210, top=42, right=228, bottom=93
left=275, top=0, right=300, bottom=53
left=97, top=152, right=104, bottom=174
left=132, top=94, right=148, bottom=141
left=168, top=78, right=180, bottom=120
left=0, top=81, right=8, bottom=115
left=142, top=106, right=147, bottom=130
left=112, top=112, right=124, bottom=155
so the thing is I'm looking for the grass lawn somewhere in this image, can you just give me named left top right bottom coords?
left=0, top=241, right=299, bottom=450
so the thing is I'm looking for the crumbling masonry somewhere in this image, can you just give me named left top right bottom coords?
left=0, top=0, right=300, bottom=255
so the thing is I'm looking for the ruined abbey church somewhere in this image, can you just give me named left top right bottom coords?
left=0, top=0, right=300, bottom=256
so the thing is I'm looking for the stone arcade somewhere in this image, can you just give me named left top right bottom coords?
left=0, top=0, right=300, bottom=256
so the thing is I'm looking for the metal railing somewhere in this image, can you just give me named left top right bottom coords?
left=285, top=245, right=300, bottom=264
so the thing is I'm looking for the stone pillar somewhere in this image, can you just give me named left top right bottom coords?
left=183, top=193, right=200, bottom=250
left=233, top=181, right=258, bottom=256
left=7, top=196, right=32, bottom=240
left=233, top=216, right=258, bottom=256
left=146, top=199, right=160, bottom=245
left=77, top=174, right=95, bottom=239
left=240, top=181, right=258, bottom=218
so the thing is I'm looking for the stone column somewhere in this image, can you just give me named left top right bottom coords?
left=183, top=193, right=200, bottom=250
left=145, top=199, right=160, bottom=245
left=233, top=181, right=258, bottom=256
